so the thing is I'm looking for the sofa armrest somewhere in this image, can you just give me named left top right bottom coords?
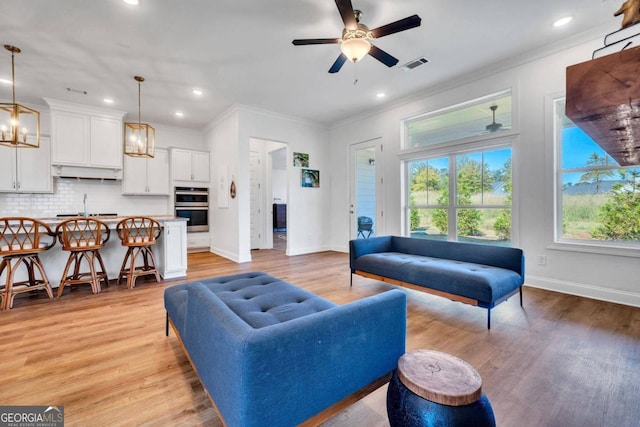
left=186, top=284, right=406, bottom=427
left=349, top=235, right=393, bottom=270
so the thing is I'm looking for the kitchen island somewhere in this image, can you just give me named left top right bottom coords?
left=27, top=215, right=188, bottom=288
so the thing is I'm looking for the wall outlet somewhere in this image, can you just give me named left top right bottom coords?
left=537, top=255, right=547, bottom=266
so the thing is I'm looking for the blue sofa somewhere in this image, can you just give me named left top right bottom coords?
left=164, top=271, right=407, bottom=427
left=350, top=236, right=525, bottom=328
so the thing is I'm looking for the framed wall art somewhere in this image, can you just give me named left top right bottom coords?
left=293, top=152, right=309, bottom=167
left=301, top=169, right=319, bottom=188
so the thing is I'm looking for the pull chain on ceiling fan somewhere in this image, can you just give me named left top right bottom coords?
left=292, top=0, right=421, bottom=73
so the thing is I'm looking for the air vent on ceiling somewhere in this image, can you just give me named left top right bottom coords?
left=66, top=87, right=88, bottom=95
left=401, top=57, right=429, bottom=71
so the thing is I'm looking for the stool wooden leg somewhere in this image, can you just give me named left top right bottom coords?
left=94, top=250, right=109, bottom=288
left=117, top=248, right=132, bottom=285
left=31, top=255, right=54, bottom=300
left=0, top=258, right=8, bottom=310
left=146, top=247, right=161, bottom=283
left=86, top=251, right=101, bottom=294
left=5, top=259, right=18, bottom=309
left=58, top=253, right=77, bottom=297
left=127, top=247, right=141, bottom=289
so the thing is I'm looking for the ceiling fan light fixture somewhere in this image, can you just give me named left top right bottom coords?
left=0, top=45, right=40, bottom=149
left=341, top=37, right=371, bottom=63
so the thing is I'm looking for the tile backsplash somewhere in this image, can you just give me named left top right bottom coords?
left=0, top=179, right=171, bottom=218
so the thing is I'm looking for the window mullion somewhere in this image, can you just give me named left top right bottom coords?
left=448, top=155, right=457, bottom=241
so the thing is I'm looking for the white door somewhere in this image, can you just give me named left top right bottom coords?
left=349, top=139, right=381, bottom=240
left=249, top=150, right=263, bottom=249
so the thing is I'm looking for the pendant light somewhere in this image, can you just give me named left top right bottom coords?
left=0, top=45, right=40, bottom=148
left=124, top=75, right=155, bottom=158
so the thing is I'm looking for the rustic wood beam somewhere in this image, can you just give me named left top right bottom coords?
left=566, top=45, right=640, bottom=166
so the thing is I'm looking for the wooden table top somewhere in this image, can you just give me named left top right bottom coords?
left=397, top=349, right=482, bottom=406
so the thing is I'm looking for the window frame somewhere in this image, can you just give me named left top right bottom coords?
left=402, top=137, right=515, bottom=244
left=550, top=95, right=640, bottom=256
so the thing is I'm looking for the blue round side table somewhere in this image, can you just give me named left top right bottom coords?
left=386, top=349, right=496, bottom=427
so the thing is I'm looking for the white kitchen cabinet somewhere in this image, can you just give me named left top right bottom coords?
left=122, top=148, right=170, bottom=195
left=187, top=231, right=210, bottom=252
left=158, top=219, right=187, bottom=279
left=171, top=148, right=210, bottom=183
left=0, top=136, right=52, bottom=193
left=46, top=98, right=125, bottom=169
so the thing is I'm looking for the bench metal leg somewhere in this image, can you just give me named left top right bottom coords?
left=519, top=286, right=523, bottom=307
left=487, top=308, right=491, bottom=330
left=165, top=312, right=169, bottom=337
left=350, top=272, right=353, bottom=288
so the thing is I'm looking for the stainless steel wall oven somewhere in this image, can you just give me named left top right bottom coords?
left=175, top=186, right=209, bottom=232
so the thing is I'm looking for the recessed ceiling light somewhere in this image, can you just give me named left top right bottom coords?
left=123, top=0, right=139, bottom=5
left=376, top=93, right=386, bottom=99
left=103, top=98, right=114, bottom=104
left=553, top=16, right=573, bottom=27
left=0, top=78, right=11, bottom=85
left=192, top=89, right=203, bottom=96
left=175, top=111, right=184, bottom=118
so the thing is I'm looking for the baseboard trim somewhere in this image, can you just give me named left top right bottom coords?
left=526, top=275, right=640, bottom=308
left=287, top=245, right=333, bottom=256
left=209, top=246, right=241, bottom=263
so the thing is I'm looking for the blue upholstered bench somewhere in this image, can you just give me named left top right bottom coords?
left=350, top=236, right=525, bottom=328
left=164, top=271, right=407, bottom=427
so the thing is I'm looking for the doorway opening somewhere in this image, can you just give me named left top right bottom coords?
left=350, top=139, right=382, bottom=240
left=249, top=138, right=288, bottom=252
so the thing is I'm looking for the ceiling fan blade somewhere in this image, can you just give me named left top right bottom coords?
left=329, top=53, right=348, bottom=73
left=368, top=45, right=399, bottom=67
left=292, top=38, right=340, bottom=46
left=370, top=14, right=422, bottom=38
left=335, top=0, right=357, bottom=30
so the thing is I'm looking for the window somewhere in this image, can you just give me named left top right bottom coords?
left=405, top=90, right=512, bottom=149
left=403, top=90, right=514, bottom=246
left=555, top=98, right=640, bottom=248
left=407, top=147, right=512, bottom=245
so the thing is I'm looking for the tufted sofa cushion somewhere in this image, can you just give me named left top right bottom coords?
left=164, top=271, right=336, bottom=337
left=196, top=272, right=335, bottom=328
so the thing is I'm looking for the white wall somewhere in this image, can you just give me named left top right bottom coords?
left=205, top=108, right=241, bottom=261
left=205, top=105, right=330, bottom=262
left=329, top=35, right=640, bottom=307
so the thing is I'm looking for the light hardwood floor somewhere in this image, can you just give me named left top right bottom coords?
left=1, top=250, right=639, bottom=426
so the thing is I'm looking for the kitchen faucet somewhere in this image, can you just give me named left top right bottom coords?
left=83, top=193, right=88, bottom=217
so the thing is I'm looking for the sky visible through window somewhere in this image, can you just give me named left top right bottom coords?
left=562, top=125, right=618, bottom=186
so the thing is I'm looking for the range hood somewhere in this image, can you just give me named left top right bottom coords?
left=52, top=165, right=123, bottom=181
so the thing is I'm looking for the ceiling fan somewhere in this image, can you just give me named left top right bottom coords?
left=485, top=105, right=503, bottom=133
left=292, top=0, right=421, bottom=73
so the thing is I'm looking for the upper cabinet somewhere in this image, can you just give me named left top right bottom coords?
left=0, top=136, right=52, bottom=193
left=122, top=148, right=170, bottom=195
left=171, top=148, right=210, bottom=183
left=45, top=98, right=126, bottom=169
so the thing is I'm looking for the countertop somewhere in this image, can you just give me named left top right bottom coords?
left=34, top=215, right=188, bottom=228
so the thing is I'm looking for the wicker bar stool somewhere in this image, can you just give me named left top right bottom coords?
left=0, top=217, right=56, bottom=310
left=56, top=218, right=110, bottom=296
left=116, top=216, right=162, bottom=289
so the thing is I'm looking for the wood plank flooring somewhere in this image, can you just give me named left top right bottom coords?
left=1, top=249, right=639, bottom=426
